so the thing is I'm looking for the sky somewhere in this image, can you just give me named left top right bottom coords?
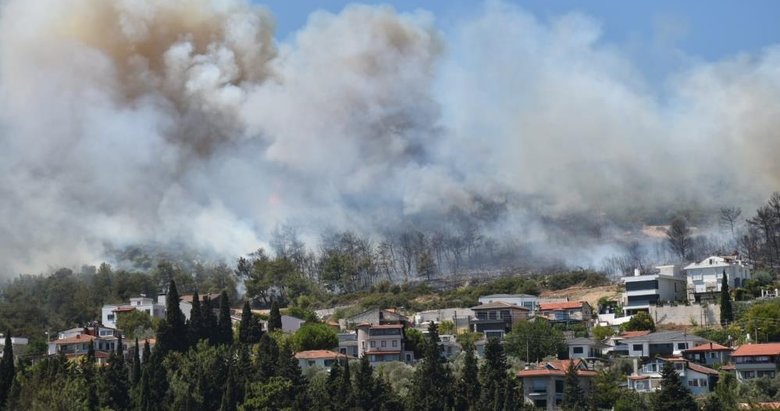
left=262, top=1, right=780, bottom=71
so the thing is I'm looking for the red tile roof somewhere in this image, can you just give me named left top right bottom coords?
left=538, top=301, right=588, bottom=311
left=516, top=359, right=597, bottom=378
left=686, top=362, right=719, bottom=376
left=295, top=350, right=344, bottom=360
left=113, top=306, right=136, bottom=313
left=732, top=343, right=780, bottom=357
left=684, top=342, right=731, bottom=352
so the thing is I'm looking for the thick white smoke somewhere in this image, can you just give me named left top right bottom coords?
left=0, top=1, right=778, bottom=275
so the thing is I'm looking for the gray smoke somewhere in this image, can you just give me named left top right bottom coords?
left=0, top=0, right=778, bottom=275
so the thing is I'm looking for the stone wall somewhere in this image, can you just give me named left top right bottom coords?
left=649, top=303, right=720, bottom=326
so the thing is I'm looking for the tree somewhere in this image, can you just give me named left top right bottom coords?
left=0, top=331, right=15, bottom=408
left=138, top=351, right=168, bottom=411
left=353, top=355, right=377, bottom=411
left=216, top=290, right=234, bottom=346
left=479, top=337, right=510, bottom=410
left=505, top=320, right=566, bottom=362
left=562, top=360, right=585, bottom=411
left=417, top=250, right=436, bottom=281
left=653, top=361, right=697, bottom=411
left=188, top=290, right=204, bottom=346
left=268, top=300, right=282, bottom=332
left=623, top=311, right=655, bottom=332
left=592, top=325, right=615, bottom=340
left=131, top=338, right=141, bottom=386
left=407, top=323, right=453, bottom=411
left=666, top=217, right=692, bottom=262
left=290, top=323, right=339, bottom=352
left=590, top=367, right=624, bottom=410
left=702, top=372, right=737, bottom=411
left=454, top=343, right=479, bottom=411
left=157, top=279, right=188, bottom=354
left=202, top=295, right=218, bottom=344
left=116, top=309, right=154, bottom=339
left=256, top=333, right=278, bottom=380
left=83, top=341, right=99, bottom=411
left=720, top=207, right=742, bottom=240
left=720, top=271, right=734, bottom=326
left=100, top=339, right=130, bottom=411
left=238, top=301, right=263, bottom=344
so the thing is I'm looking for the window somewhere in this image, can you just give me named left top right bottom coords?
left=688, top=379, right=698, bottom=387
left=392, top=340, right=398, bottom=348
left=340, top=348, right=346, bottom=354
left=674, top=363, right=684, bottom=371
left=370, top=341, right=376, bottom=348
left=677, top=343, right=687, bottom=350
left=701, top=379, right=708, bottom=387
left=633, top=344, right=643, bottom=352
left=477, top=312, right=487, bottom=320
left=500, top=310, right=510, bottom=319
left=572, top=347, right=584, bottom=354
left=145, top=309, right=150, bottom=314
left=381, top=341, right=386, bottom=348
left=107, top=314, right=115, bottom=321
left=554, top=380, right=564, bottom=393
left=488, top=311, right=497, bottom=320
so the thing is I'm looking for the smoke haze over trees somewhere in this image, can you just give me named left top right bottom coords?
left=1, top=0, right=780, bottom=276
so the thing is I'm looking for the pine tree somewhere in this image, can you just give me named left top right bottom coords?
left=138, top=351, right=168, bottom=411
left=654, top=361, right=697, bottom=411
left=328, top=356, right=353, bottom=411
left=277, top=343, right=308, bottom=410
left=407, top=323, right=453, bottom=411
left=269, top=300, right=282, bottom=332
left=131, top=338, right=142, bottom=386
left=188, top=290, right=203, bottom=346
left=479, top=337, right=509, bottom=410
left=455, top=343, right=479, bottom=411
left=239, top=301, right=263, bottom=344
left=219, top=367, right=238, bottom=411
left=157, top=279, right=188, bottom=354
left=217, top=290, right=234, bottom=346
left=562, top=360, right=585, bottom=411
left=720, top=270, right=734, bottom=326
left=0, top=331, right=15, bottom=409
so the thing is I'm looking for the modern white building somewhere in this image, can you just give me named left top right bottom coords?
left=101, top=296, right=165, bottom=329
left=478, top=294, right=539, bottom=311
left=627, top=357, right=718, bottom=396
left=622, top=265, right=686, bottom=315
left=684, top=256, right=752, bottom=302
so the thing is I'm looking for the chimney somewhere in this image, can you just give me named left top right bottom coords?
left=634, top=268, right=641, bottom=277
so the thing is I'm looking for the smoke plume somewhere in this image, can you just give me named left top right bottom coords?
left=0, top=0, right=778, bottom=275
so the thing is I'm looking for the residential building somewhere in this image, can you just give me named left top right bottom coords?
left=336, top=332, right=359, bottom=357
left=0, top=334, right=28, bottom=359
left=478, top=294, right=540, bottom=311
left=621, top=331, right=711, bottom=357
left=47, top=326, right=123, bottom=363
left=356, top=323, right=413, bottom=364
left=101, top=296, right=165, bottom=329
left=413, top=308, right=474, bottom=332
left=438, top=334, right=462, bottom=360
left=295, top=350, right=348, bottom=370
left=731, top=343, right=780, bottom=382
left=682, top=342, right=733, bottom=367
left=604, top=330, right=651, bottom=356
left=627, top=357, right=718, bottom=396
left=537, top=301, right=592, bottom=324
left=346, top=308, right=408, bottom=328
left=684, top=256, right=752, bottom=302
left=622, top=265, right=686, bottom=315
left=516, top=359, right=596, bottom=410
left=469, top=302, right=530, bottom=339
left=566, top=337, right=608, bottom=360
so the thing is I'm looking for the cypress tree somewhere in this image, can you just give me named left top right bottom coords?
left=353, top=355, right=376, bottom=411
left=131, top=338, right=141, bottom=386
left=268, top=300, right=282, bottom=332
left=562, top=361, right=585, bottom=411
left=157, top=279, right=188, bottom=354
left=139, top=351, right=168, bottom=411
left=102, top=338, right=130, bottom=411
left=479, top=337, right=508, bottom=410
left=217, top=290, right=234, bottom=346
left=239, top=301, right=263, bottom=344
left=654, top=361, right=698, bottom=411
left=0, top=332, right=15, bottom=409
left=455, top=343, right=479, bottom=411
left=256, top=333, right=278, bottom=380
left=202, top=295, right=218, bottom=344
left=83, top=340, right=99, bottom=411
left=219, top=367, right=238, bottom=411
left=408, top=323, right=453, bottom=411
left=277, top=343, right=307, bottom=409
left=720, top=270, right=734, bottom=325
left=188, top=290, right=203, bottom=346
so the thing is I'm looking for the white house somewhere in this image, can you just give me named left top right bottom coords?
left=621, top=331, right=711, bottom=357
left=622, top=265, right=686, bottom=315
left=413, top=308, right=474, bottom=332
left=684, top=256, right=751, bottom=302
left=566, top=337, right=608, bottom=360
left=627, top=357, right=718, bottom=396
left=478, top=294, right=539, bottom=311
left=101, top=296, right=165, bottom=329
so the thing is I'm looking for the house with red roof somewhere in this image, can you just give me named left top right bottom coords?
left=516, top=359, right=596, bottom=410
left=682, top=342, right=733, bottom=367
left=295, top=350, right=351, bottom=370
left=537, top=301, right=593, bottom=324
left=731, top=343, right=780, bottom=382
